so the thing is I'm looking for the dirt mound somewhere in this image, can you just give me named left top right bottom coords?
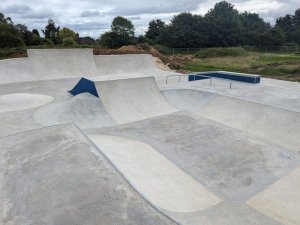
left=166, top=54, right=196, bottom=73
left=169, top=54, right=196, bottom=64
left=94, top=44, right=167, bottom=62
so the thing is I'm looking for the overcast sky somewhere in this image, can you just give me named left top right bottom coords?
left=1, top=0, right=299, bottom=38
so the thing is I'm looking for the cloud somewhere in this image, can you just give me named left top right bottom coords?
left=0, top=0, right=299, bottom=37
left=3, top=4, right=31, bottom=14
left=80, top=10, right=100, bottom=17
left=3, top=4, right=54, bottom=19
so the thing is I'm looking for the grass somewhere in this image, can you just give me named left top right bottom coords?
left=181, top=53, right=300, bottom=82
left=194, top=47, right=249, bottom=58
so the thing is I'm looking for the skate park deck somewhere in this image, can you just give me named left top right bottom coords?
left=0, top=49, right=299, bottom=225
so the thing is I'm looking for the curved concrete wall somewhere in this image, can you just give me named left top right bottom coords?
left=0, top=50, right=170, bottom=84
left=95, top=77, right=177, bottom=123
left=163, top=89, right=300, bottom=151
left=27, top=48, right=99, bottom=78
left=0, top=58, right=34, bottom=84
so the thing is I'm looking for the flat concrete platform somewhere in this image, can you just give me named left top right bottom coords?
left=0, top=49, right=299, bottom=225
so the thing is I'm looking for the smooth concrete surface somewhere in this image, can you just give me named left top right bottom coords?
left=89, top=135, right=221, bottom=213
left=1, top=50, right=300, bottom=225
left=0, top=50, right=175, bottom=84
left=160, top=77, right=300, bottom=112
left=248, top=167, right=300, bottom=225
left=28, top=48, right=99, bottom=78
left=94, top=77, right=177, bottom=123
left=162, top=89, right=300, bottom=151
left=162, top=89, right=217, bottom=112
left=34, top=93, right=116, bottom=128
left=0, top=93, right=54, bottom=113
left=0, top=124, right=175, bottom=225
left=87, top=112, right=300, bottom=202
left=197, top=95, right=300, bottom=151
left=0, top=58, right=34, bottom=84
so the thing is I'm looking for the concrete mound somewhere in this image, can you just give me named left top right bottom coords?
left=34, top=93, right=116, bottom=128
left=0, top=93, right=54, bottom=113
left=94, top=77, right=177, bottom=123
left=0, top=124, right=175, bottom=225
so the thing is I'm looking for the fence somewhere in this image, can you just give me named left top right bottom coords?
left=168, top=45, right=299, bottom=55
left=1, top=45, right=299, bottom=60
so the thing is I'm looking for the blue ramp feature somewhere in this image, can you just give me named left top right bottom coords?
left=69, top=77, right=99, bottom=97
left=188, top=71, right=260, bottom=83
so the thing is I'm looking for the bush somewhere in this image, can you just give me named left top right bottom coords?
left=194, top=47, right=249, bottom=58
left=62, top=37, right=77, bottom=47
left=42, top=38, right=54, bottom=46
left=0, top=32, right=25, bottom=48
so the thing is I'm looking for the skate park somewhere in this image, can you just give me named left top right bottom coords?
left=0, top=48, right=300, bottom=225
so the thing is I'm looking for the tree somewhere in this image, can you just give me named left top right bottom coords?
left=163, top=13, right=207, bottom=48
left=111, top=16, right=135, bottom=37
left=62, top=37, right=77, bottom=46
left=0, top=12, right=25, bottom=48
left=257, top=27, right=285, bottom=46
left=276, top=15, right=294, bottom=43
left=32, top=29, right=40, bottom=37
left=99, top=16, right=135, bottom=48
left=145, top=19, right=166, bottom=41
left=99, top=32, right=117, bottom=48
left=42, top=19, right=60, bottom=44
left=239, top=12, right=270, bottom=45
left=15, top=24, right=34, bottom=45
left=204, top=1, right=242, bottom=47
left=59, top=27, right=76, bottom=40
left=0, top=12, right=13, bottom=24
left=276, top=9, right=300, bottom=44
left=0, top=32, right=24, bottom=48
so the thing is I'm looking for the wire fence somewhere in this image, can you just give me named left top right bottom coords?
left=0, top=45, right=299, bottom=60
left=163, top=45, right=300, bottom=55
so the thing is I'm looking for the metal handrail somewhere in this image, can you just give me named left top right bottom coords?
left=165, top=73, right=257, bottom=88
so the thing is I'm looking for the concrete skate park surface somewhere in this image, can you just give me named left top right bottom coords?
left=0, top=49, right=300, bottom=225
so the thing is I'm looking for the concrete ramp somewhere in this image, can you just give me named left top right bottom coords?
left=34, top=93, right=116, bottom=128
left=163, top=89, right=300, bottom=151
left=0, top=58, right=34, bottom=84
left=197, top=96, right=300, bottom=151
left=28, top=49, right=99, bottom=79
left=94, top=77, right=177, bottom=123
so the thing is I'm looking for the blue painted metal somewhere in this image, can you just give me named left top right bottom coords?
left=188, top=71, right=260, bottom=83
left=69, top=77, right=99, bottom=97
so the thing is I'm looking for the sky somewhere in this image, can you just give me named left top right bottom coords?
left=0, top=0, right=299, bottom=38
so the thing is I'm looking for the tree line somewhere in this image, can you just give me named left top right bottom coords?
left=0, top=14, right=91, bottom=48
left=145, top=1, right=300, bottom=48
left=1, top=1, right=299, bottom=49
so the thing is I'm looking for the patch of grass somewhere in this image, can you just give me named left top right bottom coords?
left=181, top=52, right=300, bottom=82
left=255, top=54, right=300, bottom=65
left=194, top=47, right=249, bottom=58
